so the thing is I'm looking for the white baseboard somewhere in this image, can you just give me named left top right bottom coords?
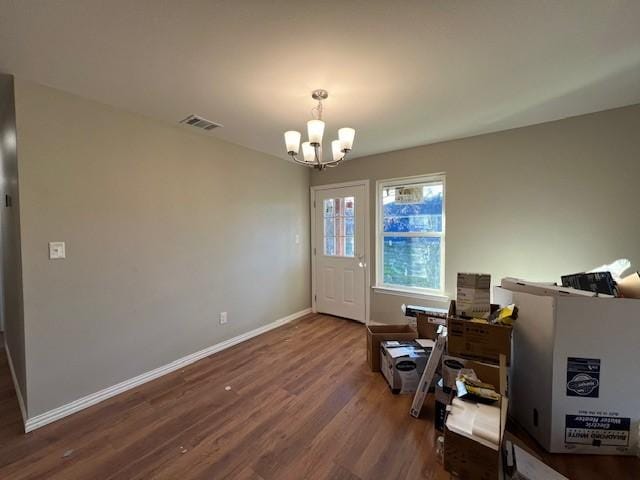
left=4, top=338, right=28, bottom=426
left=24, top=308, right=312, bottom=433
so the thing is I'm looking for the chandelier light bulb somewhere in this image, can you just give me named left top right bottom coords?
left=331, top=140, right=343, bottom=161
left=338, top=127, right=355, bottom=151
left=301, top=142, right=315, bottom=162
left=307, top=120, right=324, bottom=145
left=284, top=130, right=301, bottom=154
left=307, top=120, right=325, bottom=145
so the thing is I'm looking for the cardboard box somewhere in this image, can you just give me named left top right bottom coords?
left=500, top=285, right=640, bottom=455
left=457, top=273, right=491, bottom=318
left=414, top=303, right=452, bottom=339
left=380, top=340, right=428, bottom=394
left=443, top=352, right=509, bottom=480
left=434, top=378, right=451, bottom=432
left=618, top=272, right=640, bottom=299
left=416, top=313, right=447, bottom=340
left=442, top=355, right=502, bottom=391
left=458, top=272, right=491, bottom=289
left=366, top=324, right=417, bottom=372
left=466, top=360, right=502, bottom=391
left=444, top=352, right=508, bottom=480
left=437, top=356, right=501, bottom=432
left=444, top=396, right=508, bottom=480
left=447, top=317, right=512, bottom=364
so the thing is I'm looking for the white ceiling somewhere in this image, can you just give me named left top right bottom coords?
left=1, top=1, right=639, bottom=160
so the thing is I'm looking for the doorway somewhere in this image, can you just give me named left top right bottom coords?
left=311, top=181, right=370, bottom=323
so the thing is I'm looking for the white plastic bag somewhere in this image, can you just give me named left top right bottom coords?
left=587, top=258, right=631, bottom=281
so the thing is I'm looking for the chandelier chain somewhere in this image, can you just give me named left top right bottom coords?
left=311, top=99, right=324, bottom=121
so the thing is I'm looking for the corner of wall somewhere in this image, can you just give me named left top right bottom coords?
left=0, top=72, right=28, bottom=423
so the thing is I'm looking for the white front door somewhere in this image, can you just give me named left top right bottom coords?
left=314, top=184, right=367, bottom=322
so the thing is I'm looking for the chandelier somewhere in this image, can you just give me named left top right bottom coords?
left=283, top=89, right=355, bottom=170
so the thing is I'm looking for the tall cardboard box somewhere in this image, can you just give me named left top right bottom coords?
left=437, top=360, right=501, bottom=432
left=499, top=284, right=640, bottom=455
left=366, top=324, right=417, bottom=372
left=443, top=358, right=508, bottom=480
left=444, top=400, right=508, bottom=480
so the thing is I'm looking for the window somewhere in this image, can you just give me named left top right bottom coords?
left=376, top=175, right=445, bottom=293
left=323, top=196, right=355, bottom=257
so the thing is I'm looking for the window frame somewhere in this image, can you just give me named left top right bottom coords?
left=375, top=173, right=446, bottom=296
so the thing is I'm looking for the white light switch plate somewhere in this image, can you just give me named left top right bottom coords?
left=49, top=241, right=66, bottom=259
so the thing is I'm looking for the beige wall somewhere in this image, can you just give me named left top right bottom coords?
left=15, top=79, right=311, bottom=417
left=0, top=74, right=27, bottom=407
left=311, top=104, right=640, bottom=324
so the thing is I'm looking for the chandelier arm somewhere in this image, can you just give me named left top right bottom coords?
left=327, top=150, right=348, bottom=167
left=314, top=149, right=348, bottom=169
left=289, top=147, right=348, bottom=169
left=292, top=157, right=308, bottom=166
left=324, top=158, right=344, bottom=167
left=289, top=153, right=314, bottom=167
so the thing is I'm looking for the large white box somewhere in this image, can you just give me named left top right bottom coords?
left=497, top=285, right=640, bottom=455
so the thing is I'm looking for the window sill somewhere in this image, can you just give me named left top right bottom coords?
left=372, top=285, right=449, bottom=303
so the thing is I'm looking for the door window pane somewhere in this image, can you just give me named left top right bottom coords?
left=383, top=236, right=441, bottom=290
left=324, top=199, right=335, bottom=216
left=345, top=217, right=355, bottom=236
left=323, top=197, right=356, bottom=257
left=324, top=236, right=336, bottom=256
left=345, top=236, right=355, bottom=257
left=344, top=196, right=355, bottom=216
left=324, top=217, right=335, bottom=237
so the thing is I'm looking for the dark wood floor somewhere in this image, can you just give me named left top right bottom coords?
left=0, top=315, right=638, bottom=479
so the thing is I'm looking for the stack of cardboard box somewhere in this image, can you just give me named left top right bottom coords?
left=439, top=273, right=514, bottom=479
left=443, top=359, right=508, bottom=480
left=366, top=305, right=451, bottom=395
left=366, top=324, right=417, bottom=372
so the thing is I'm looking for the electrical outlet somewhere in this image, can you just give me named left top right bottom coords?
left=219, top=311, right=228, bottom=325
left=49, top=241, right=66, bottom=259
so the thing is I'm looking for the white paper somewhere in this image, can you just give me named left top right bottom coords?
left=416, top=339, right=435, bottom=348
left=513, top=444, right=568, bottom=480
left=387, top=347, right=412, bottom=358
left=445, top=398, right=501, bottom=450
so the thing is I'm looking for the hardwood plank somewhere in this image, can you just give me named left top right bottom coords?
left=0, top=314, right=636, bottom=479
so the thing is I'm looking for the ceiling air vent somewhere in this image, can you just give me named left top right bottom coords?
left=179, top=114, right=222, bottom=131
